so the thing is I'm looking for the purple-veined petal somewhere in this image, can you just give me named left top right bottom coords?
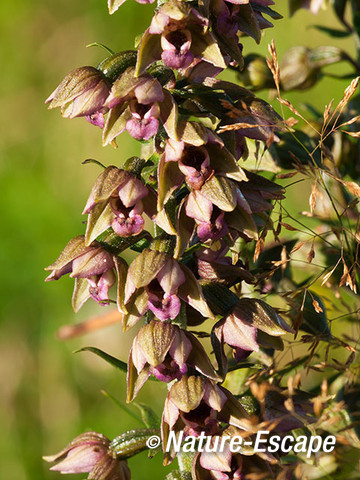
left=148, top=293, right=181, bottom=321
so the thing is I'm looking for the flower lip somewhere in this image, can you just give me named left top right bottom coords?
left=161, top=29, right=194, bottom=69
left=147, top=287, right=182, bottom=321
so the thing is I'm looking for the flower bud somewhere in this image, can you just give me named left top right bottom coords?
left=97, top=50, right=137, bottom=81
left=43, top=432, right=131, bottom=480
left=127, top=320, right=220, bottom=401
left=238, top=54, right=274, bottom=91
left=109, top=429, right=160, bottom=459
left=280, top=46, right=320, bottom=91
left=46, top=67, right=110, bottom=120
left=44, top=235, right=118, bottom=311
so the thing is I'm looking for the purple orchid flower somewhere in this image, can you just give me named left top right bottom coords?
left=125, top=100, right=161, bottom=140
left=83, top=166, right=149, bottom=244
left=45, top=236, right=116, bottom=311
left=133, top=323, right=191, bottom=382
left=104, top=69, right=164, bottom=142
left=161, top=376, right=249, bottom=464
left=136, top=0, right=226, bottom=75
left=165, top=139, right=214, bottom=190
left=122, top=249, right=214, bottom=329
left=127, top=320, right=221, bottom=401
left=162, top=376, right=227, bottom=438
left=125, top=253, right=186, bottom=321
left=212, top=299, right=294, bottom=372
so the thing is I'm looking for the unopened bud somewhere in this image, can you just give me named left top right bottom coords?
left=238, top=54, right=274, bottom=91
left=97, top=50, right=137, bottom=81
left=280, top=46, right=320, bottom=91
left=109, top=429, right=160, bottom=459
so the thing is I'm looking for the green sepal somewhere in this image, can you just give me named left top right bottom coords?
left=236, top=298, right=295, bottom=335
left=160, top=90, right=179, bottom=141
left=190, top=30, right=227, bottom=69
left=115, top=256, right=128, bottom=314
left=206, top=143, right=248, bottom=182
left=201, top=176, right=238, bottom=212
left=102, top=103, right=131, bottom=147
left=157, top=154, right=184, bottom=211
left=123, top=288, right=149, bottom=331
left=135, top=29, right=162, bottom=76
left=72, top=277, right=90, bottom=312
left=85, top=202, right=114, bottom=246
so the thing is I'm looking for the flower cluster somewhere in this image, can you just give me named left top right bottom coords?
left=43, top=0, right=360, bottom=478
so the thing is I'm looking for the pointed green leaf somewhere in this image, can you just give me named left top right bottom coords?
left=134, top=403, right=160, bottom=428
left=75, top=346, right=128, bottom=372
left=312, top=25, right=351, bottom=38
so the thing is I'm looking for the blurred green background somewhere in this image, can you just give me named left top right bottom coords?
left=0, top=1, right=355, bottom=479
